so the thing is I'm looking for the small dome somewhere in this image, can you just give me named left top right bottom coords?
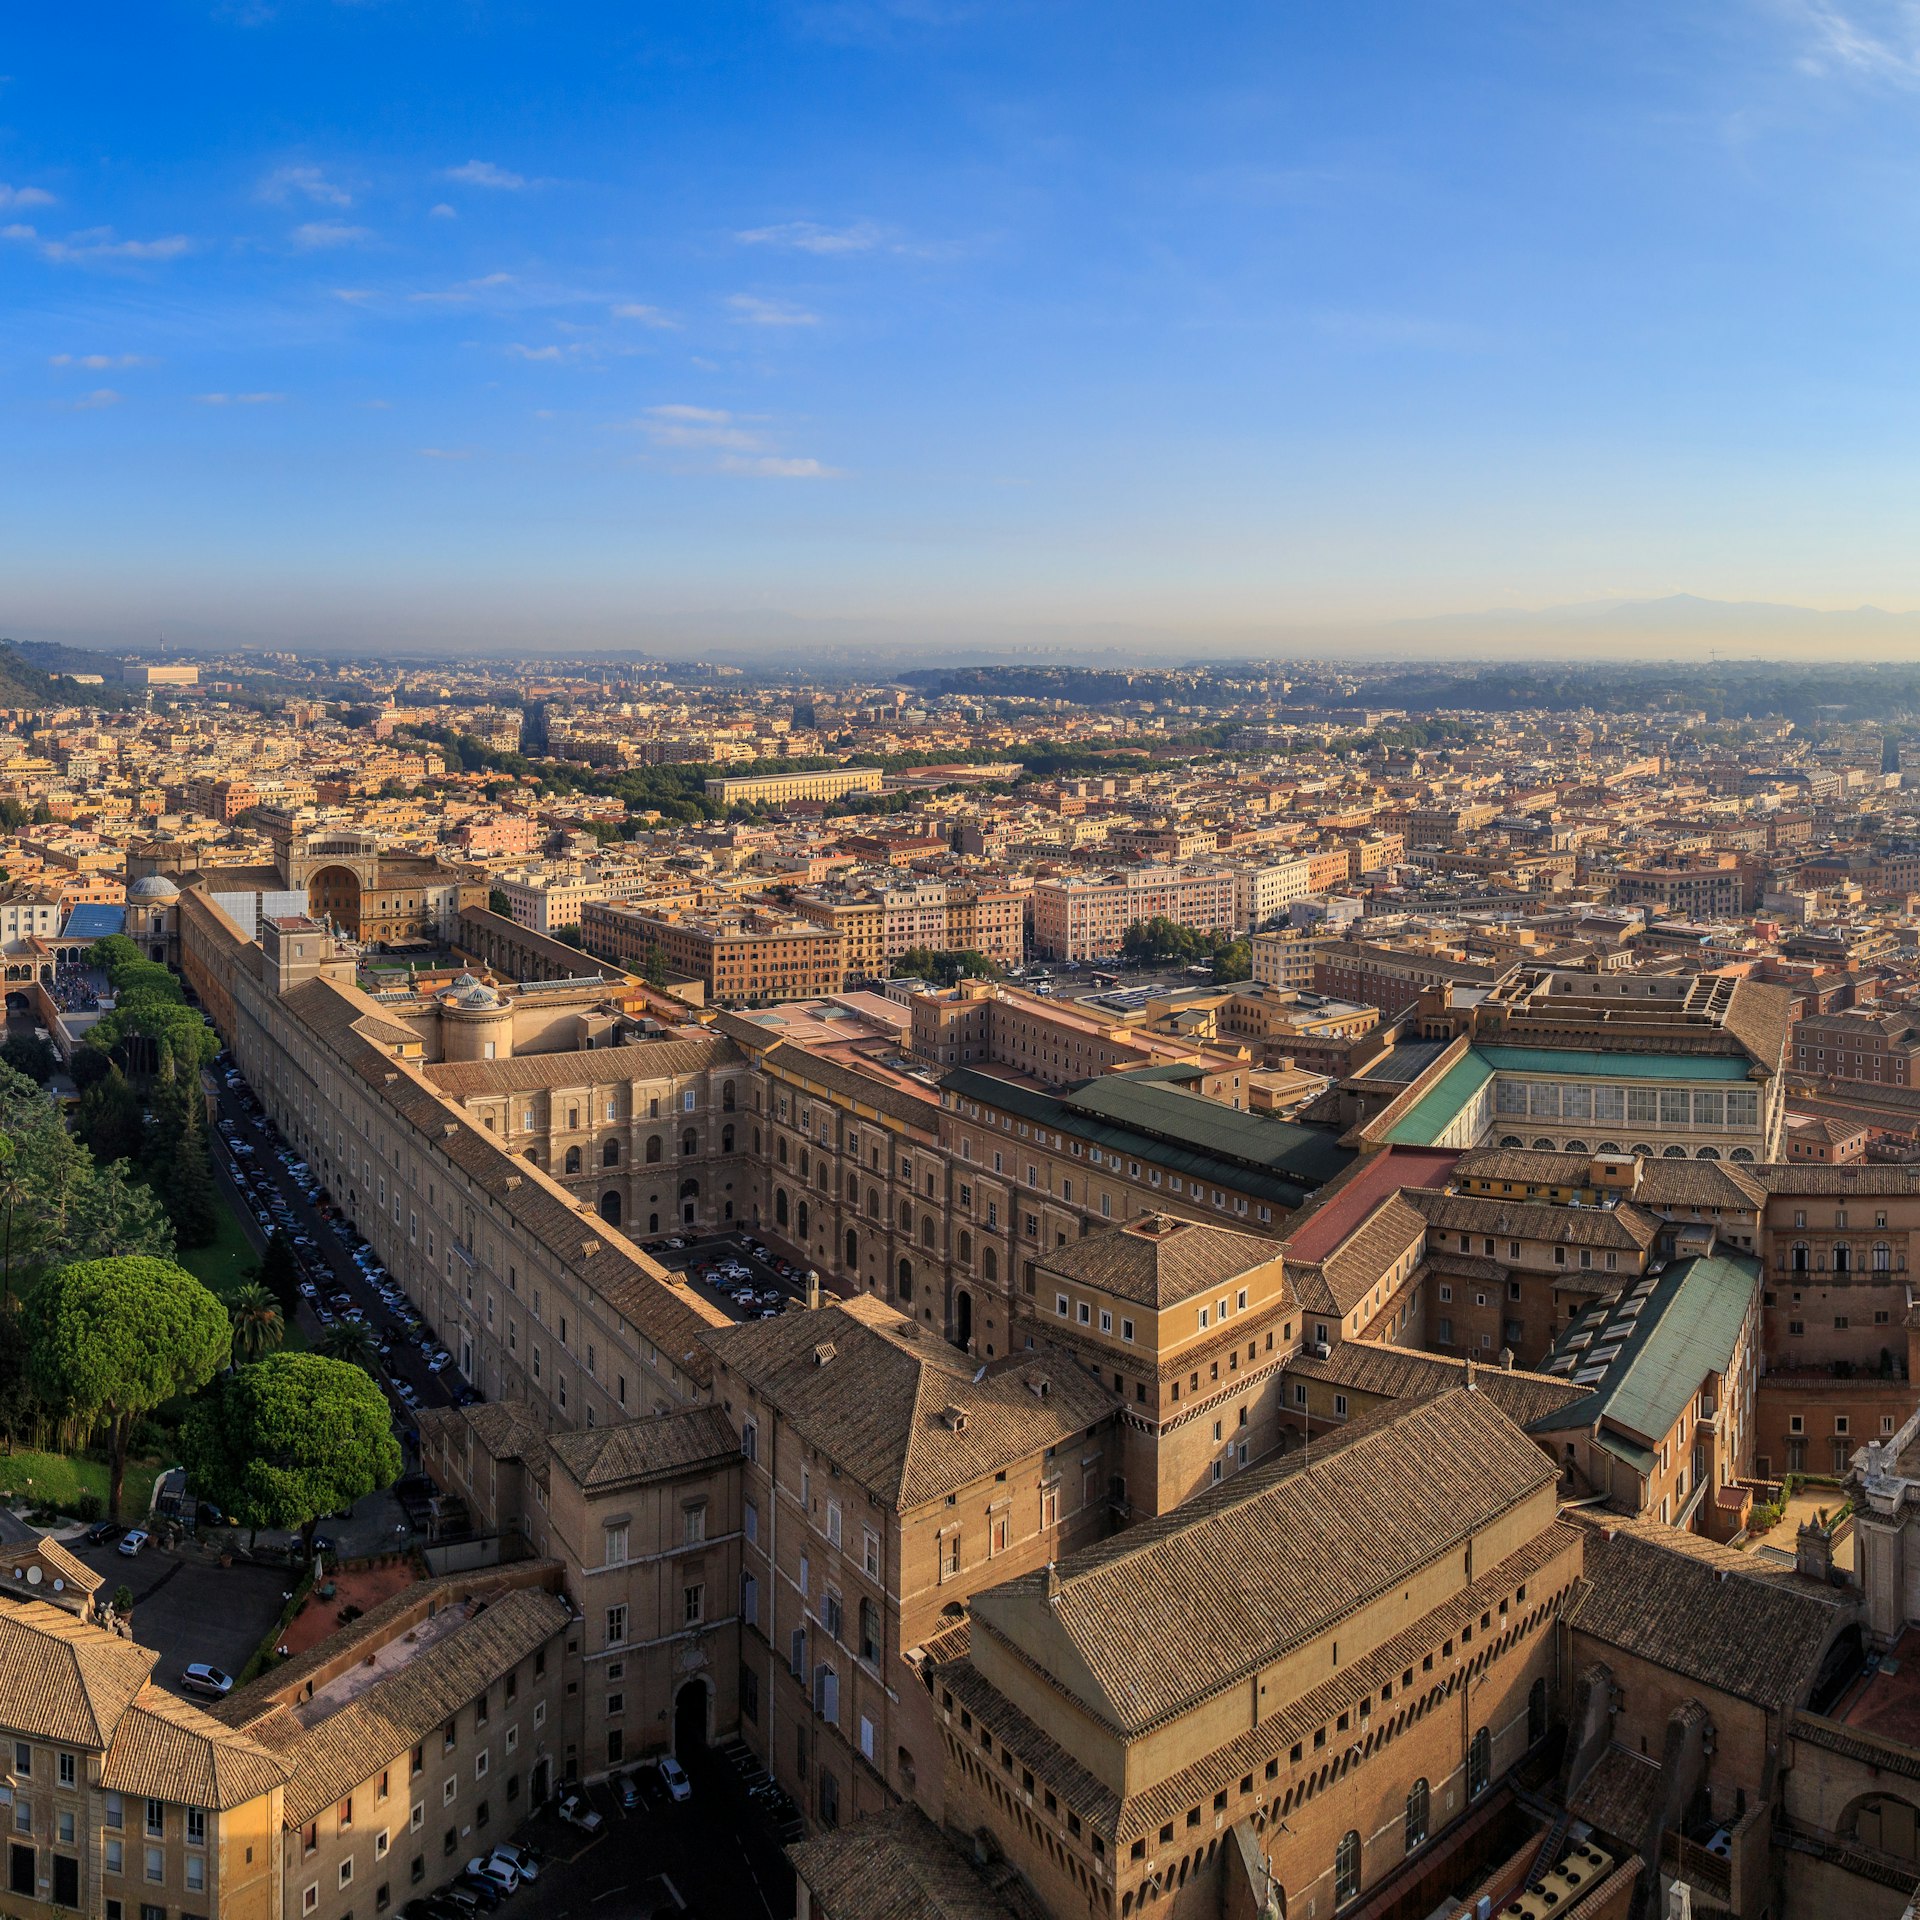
left=459, top=984, right=500, bottom=1008
left=452, top=971, right=479, bottom=989
left=128, top=875, right=180, bottom=900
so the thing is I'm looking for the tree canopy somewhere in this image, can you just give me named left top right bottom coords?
left=24, top=1256, right=229, bottom=1516
left=181, top=1352, right=401, bottom=1549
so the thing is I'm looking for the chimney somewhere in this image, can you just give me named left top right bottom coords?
left=1498, top=1347, right=1515, bottom=1371
left=805, top=1269, right=824, bottom=1310
left=1464, top=1357, right=1477, bottom=1393
left=1795, top=1514, right=1836, bottom=1585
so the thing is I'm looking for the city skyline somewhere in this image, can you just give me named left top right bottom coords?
left=11, top=3, right=1920, bottom=652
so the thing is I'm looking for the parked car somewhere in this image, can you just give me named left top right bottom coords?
left=464, top=1856, right=520, bottom=1896
left=85, top=1521, right=126, bottom=1547
left=484, top=1843, right=539, bottom=1882
left=617, top=1772, right=640, bottom=1810
left=118, top=1530, right=149, bottom=1557
left=655, top=1753, right=692, bottom=1803
left=453, top=1871, right=506, bottom=1910
left=556, top=1793, right=603, bottom=1833
left=180, top=1663, right=233, bottom=1699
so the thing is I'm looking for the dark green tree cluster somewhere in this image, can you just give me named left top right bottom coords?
left=84, top=937, right=218, bottom=1078
left=1120, top=917, right=1254, bottom=982
left=892, top=948, right=1000, bottom=988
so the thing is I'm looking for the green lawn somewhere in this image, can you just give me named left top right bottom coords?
left=0, top=1448, right=167, bottom=1517
left=180, top=1180, right=306, bottom=1350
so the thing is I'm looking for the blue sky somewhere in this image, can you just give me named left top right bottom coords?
left=7, top=1, right=1920, bottom=654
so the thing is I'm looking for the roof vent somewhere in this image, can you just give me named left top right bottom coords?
left=1029, top=1375, right=1052, bottom=1399
left=581, top=1238, right=601, bottom=1258
left=813, top=1342, right=837, bottom=1368
left=942, top=1404, right=971, bottom=1432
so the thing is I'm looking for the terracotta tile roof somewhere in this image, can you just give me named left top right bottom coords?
left=0, top=1535, right=104, bottom=1604
left=763, top=1040, right=941, bottom=1128
left=789, top=1802, right=1049, bottom=1920
left=712, top=1295, right=1115, bottom=1508
left=1034, top=1216, right=1282, bottom=1309
left=1284, top=1339, right=1586, bottom=1427
left=1313, top=1192, right=1428, bottom=1313
left=1568, top=1742, right=1662, bottom=1840
left=1410, top=1191, right=1662, bottom=1250
left=970, top=1389, right=1556, bottom=1736
left=1757, top=1165, right=1920, bottom=1196
left=425, top=1033, right=739, bottom=1096
left=0, top=1599, right=155, bottom=1748
left=232, top=1584, right=572, bottom=1826
left=1564, top=1515, right=1855, bottom=1711
left=100, top=1685, right=292, bottom=1810
left=549, top=1406, right=739, bottom=1492
left=943, top=1520, right=1583, bottom=1843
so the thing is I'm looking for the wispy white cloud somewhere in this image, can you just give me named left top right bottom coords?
left=69, top=388, right=122, bottom=411
left=629, top=403, right=838, bottom=476
left=5, top=224, right=190, bottom=264
left=197, top=391, right=284, bottom=405
left=727, top=293, right=821, bottom=327
left=736, top=218, right=891, bottom=254
left=441, top=160, right=530, bottom=190
left=505, top=342, right=569, bottom=362
left=1790, top=1, right=1920, bottom=81
left=429, top=202, right=458, bottom=219
left=719, top=453, right=838, bottom=477
left=50, top=352, right=156, bottom=369
left=332, top=288, right=378, bottom=304
left=260, top=164, right=352, bottom=208
left=612, top=301, right=678, bottom=328
left=292, top=220, right=370, bottom=249
left=418, top=446, right=476, bottom=459
left=0, top=184, right=54, bottom=210
left=408, top=271, right=518, bottom=304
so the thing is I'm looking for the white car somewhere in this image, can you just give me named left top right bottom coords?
left=655, top=1753, right=692, bottom=1803
left=486, top=1843, right=540, bottom=1881
left=465, top=1856, right=520, bottom=1895
left=180, top=1663, right=233, bottom=1699
left=118, top=1530, right=149, bottom=1557
left=556, top=1793, right=602, bottom=1833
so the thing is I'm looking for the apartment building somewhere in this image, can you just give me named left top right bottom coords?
left=221, top=1567, right=572, bottom=1920
left=1792, top=1007, right=1920, bottom=1088
left=704, top=769, right=884, bottom=808
left=713, top=1294, right=1116, bottom=1833
left=0, top=1599, right=287, bottom=1920
left=581, top=901, right=845, bottom=1004
left=1612, top=850, right=1763, bottom=919
left=1029, top=868, right=1235, bottom=962
left=1227, top=856, right=1313, bottom=930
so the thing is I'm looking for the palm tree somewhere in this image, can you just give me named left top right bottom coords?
left=227, top=1285, right=284, bottom=1365
left=319, top=1321, right=378, bottom=1370
left=0, top=1167, right=28, bottom=1312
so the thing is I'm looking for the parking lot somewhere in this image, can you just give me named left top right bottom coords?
left=210, top=1061, right=473, bottom=1429
left=60, top=1533, right=290, bottom=1704
left=499, top=1745, right=796, bottom=1920
left=642, top=1231, right=808, bottom=1325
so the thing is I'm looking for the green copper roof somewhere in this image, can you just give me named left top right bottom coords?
left=1478, top=1046, right=1753, bottom=1082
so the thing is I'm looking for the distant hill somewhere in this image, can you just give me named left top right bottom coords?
left=0, top=641, right=133, bottom=709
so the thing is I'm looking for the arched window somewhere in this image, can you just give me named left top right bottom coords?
left=1630, top=1144, right=1654, bottom=1158
left=1793, top=1242, right=1809, bottom=1272
left=897, top=1257, right=913, bottom=1301
left=846, top=1171, right=859, bottom=1202
left=800, top=1149, right=810, bottom=1180
left=648, top=1134, right=664, bottom=1165
left=775, top=1188, right=789, bottom=1227
left=1836, top=1243, right=1853, bottom=1274
left=983, top=1246, right=998, bottom=1284
left=722, top=1081, right=736, bottom=1112
left=1730, top=1147, right=1756, bottom=1162
left=1563, top=1139, right=1589, bottom=1154
left=1876, top=1242, right=1892, bottom=1272
left=602, top=1138, right=620, bottom=1167
left=920, top=1216, right=935, bottom=1248
left=599, top=1190, right=622, bottom=1226
left=1596, top=1141, right=1623, bottom=1154
left=1499, top=1135, right=1524, bottom=1149
left=1662, top=1144, right=1687, bottom=1158
left=845, top=1228, right=859, bottom=1270
left=682, top=1129, right=698, bottom=1158
left=1335, top=1829, right=1360, bottom=1904
left=1531, top=1137, right=1555, bottom=1152
left=1468, top=1726, right=1491, bottom=1798
left=564, top=1146, right=582, bottom=1175
left=866, top=1188, right=880, bottom=1218
left=722, top=1124, right=734, bottom=1154
left=958, top=1229, right=972, bottom=1263
left=899, top=1200, right=913, bottom=1230
left=797, top=1200, right=809, bottom=1238
left=524, top=1147, right=540, bottom=1167
left=1528, top=1677, right=1548, bottom=1743
left=1404, top=1777, right=1429, bottom=1851
left=568, top=1107, right=579, bottom=1130
left=679, top=1177, right=699, bottom=1200
left=1696, top=1145, right=1720, bottom=1161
